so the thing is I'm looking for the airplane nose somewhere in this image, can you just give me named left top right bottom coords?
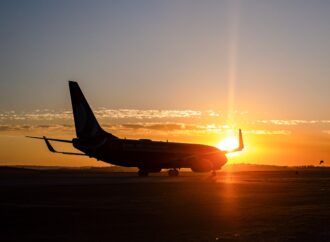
left=222, top=154, right=228, bottom=165
left=212, top=153, right=227, bottom=170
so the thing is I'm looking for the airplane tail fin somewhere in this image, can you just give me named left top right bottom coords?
left=69, top=81, right=117, bottom=139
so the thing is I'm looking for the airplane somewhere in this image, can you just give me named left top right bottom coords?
left=27, top=81, right=244, bottom=177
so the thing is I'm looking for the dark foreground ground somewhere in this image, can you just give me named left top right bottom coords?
left=1, top=167, right=330, bottom=242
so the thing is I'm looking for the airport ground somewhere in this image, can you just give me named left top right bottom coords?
left=1, top=167, right=330, bottom=242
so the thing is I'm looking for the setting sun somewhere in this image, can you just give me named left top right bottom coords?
left=217, top=136, right=238, bottom=151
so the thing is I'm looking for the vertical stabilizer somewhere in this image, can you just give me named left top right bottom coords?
left=68, top=81, right=116, bottom=139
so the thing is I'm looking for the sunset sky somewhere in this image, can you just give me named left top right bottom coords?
left=0, top=0, right=329, bottom=167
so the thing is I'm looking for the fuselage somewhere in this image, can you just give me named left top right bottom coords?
left=72, top=134, right=227, bottom=172
left=28, top=81, right=242, bottom=176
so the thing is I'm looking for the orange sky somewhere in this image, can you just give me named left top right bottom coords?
left=0, top=108, right=329, bottom=167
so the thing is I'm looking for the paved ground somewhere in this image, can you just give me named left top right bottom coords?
left=1, top=168, right=330, bottom=241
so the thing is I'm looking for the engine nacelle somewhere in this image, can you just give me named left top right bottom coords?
left=190, top=159, right=213, bottom=173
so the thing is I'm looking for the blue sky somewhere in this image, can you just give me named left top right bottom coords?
left=0, top=0, right=329, bottom=118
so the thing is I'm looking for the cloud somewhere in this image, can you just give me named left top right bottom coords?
left=256, top=120, right=330, bottom=126
left=0, top=109, right=206, bottom=123
left=0, top=124, right=74, bottom=132
left=245, top=130, right=291, bottom=135
left=0, top=125, right=11, bottom=131
left=96, top=109, right=203, bottom=119
left=0, top=122, right=228, bottom=136
left=1, top=109, right=328, bottom=138
left=103, top=123, right=200, bottom=132
left=0, top=110, right=72, bottom=122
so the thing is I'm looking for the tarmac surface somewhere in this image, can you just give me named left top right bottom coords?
left=1, top=167, right=330, bottom=242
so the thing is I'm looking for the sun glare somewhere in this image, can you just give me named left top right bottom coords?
left=217, top=136, right=238, bottom=151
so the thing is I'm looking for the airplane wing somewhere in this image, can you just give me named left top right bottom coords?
left=26, top=136, right=86, bottom=156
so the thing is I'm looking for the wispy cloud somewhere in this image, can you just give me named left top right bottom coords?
left=0, top=122, right=293, bottom=138
left=0, top=110, right=72, bottom=122
left=0, top=124, right=74, bottom=133
left=245, top=130, right=291, bottom=135
left=116, top=123, right=229, bottom=132
left=256, top=120, right=330, bottom=125
left=96, top=108, right=203, bottom=119
left=1, top=109, right=329, bottom=138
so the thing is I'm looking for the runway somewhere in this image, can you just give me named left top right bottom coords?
left=1, top=168, right=330, bottom=241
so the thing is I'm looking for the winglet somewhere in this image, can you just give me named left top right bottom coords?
left=223, top=129, right=244, bottom=154
left=238, top=129, right=244, bottom=151
left=43, top=136, right=56, bottom=153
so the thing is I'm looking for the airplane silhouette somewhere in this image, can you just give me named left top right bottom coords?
left=28, top=81, right=244, bottom=176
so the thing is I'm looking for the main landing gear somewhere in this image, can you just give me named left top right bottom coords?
left=168, top=169, right=179, bottom=177
left=137, top=168, right=179, bottom=177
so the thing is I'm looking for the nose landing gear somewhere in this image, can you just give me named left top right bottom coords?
left=168, top=169, right=179, bottom=177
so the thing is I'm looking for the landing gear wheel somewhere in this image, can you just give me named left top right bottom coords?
left=138, top=169, right=149, bottom=177
left=168, top=169, right=179, bottom=177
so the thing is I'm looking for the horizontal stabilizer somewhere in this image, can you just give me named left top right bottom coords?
left=26, top=136, right=86, bottom=156
left=26, top=136, right=72, bottom=143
